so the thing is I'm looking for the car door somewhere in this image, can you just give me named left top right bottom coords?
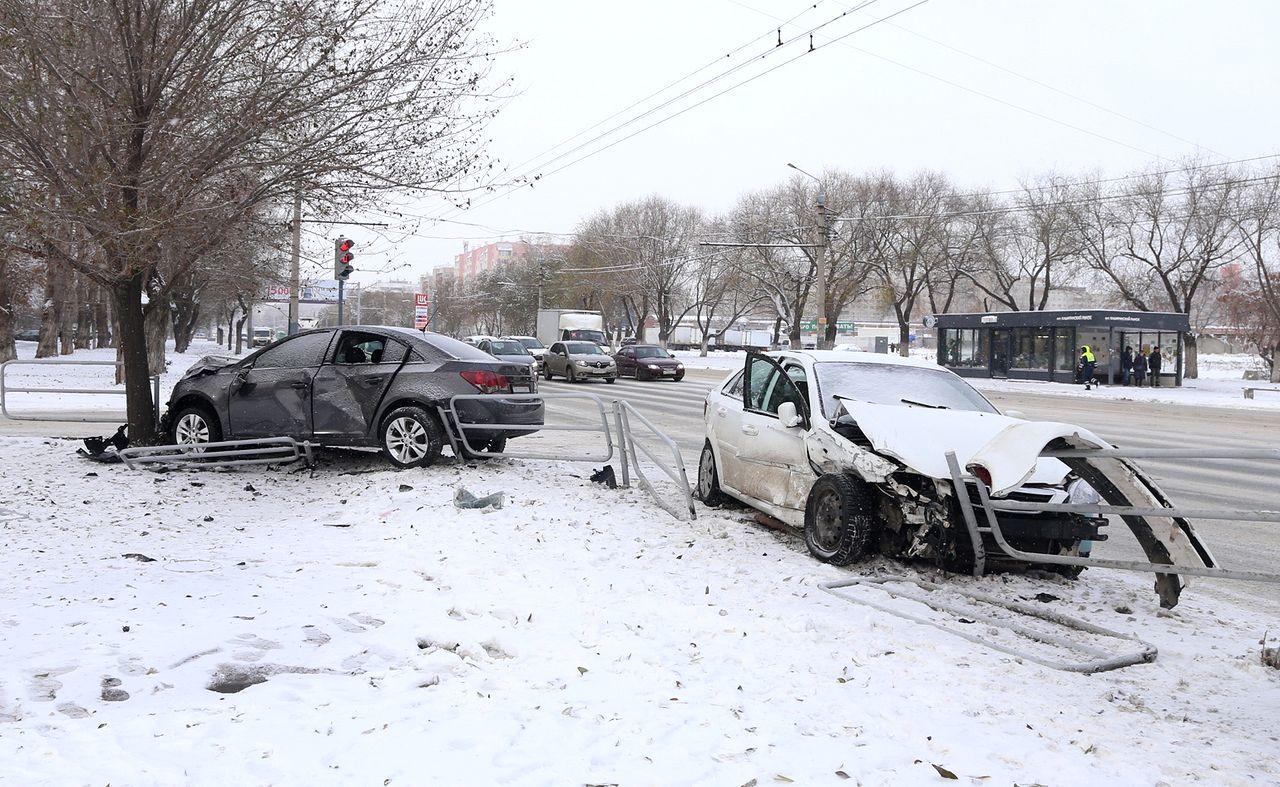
left=614, top=347, right=633, bottom=376
left=548, top=342, right=566, bottom=375
left=707, top=370, right=748, bottom=492
left=227, top=330, right=333, bottom=438
left=310, top=330, right=406, bottom=441
left=734, top=353, right=812, bottom=509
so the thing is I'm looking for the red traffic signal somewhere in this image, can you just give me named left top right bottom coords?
left=334, top=236, right=356, bottom=281
left=338, top=238, right=355, bottom=253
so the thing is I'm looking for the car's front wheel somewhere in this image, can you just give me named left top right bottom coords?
left=804, top=473, right=878, bottom=565
left=696, top=441, right=727, bottom=507
left=544, top=363, right=554, bottom=381
left=380, top=406, right=443, bottom=469
left=567, top=365, right=578, bottom=383
left=170, top=405, right=221, bottom=451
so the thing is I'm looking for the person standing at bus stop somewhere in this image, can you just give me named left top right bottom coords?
left=1121, top=345, right=1134, bottom=385
left=1149, top=345, right=1163, bottom=386
left=1132, top=347, right=1148, bottom=386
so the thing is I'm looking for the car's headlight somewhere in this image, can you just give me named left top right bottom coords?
left=647, top=364, right=660, bottom=370
left=675, top=363, right=684, bottom=369
left=1067, top=479, right=1101, bottom=506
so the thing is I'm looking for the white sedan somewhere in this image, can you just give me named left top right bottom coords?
left=696, top=350, right=1209, bottom=587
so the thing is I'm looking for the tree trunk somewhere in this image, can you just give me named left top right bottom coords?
left=0, top=257, right=16, bottom=363
left=898, top=318, right=911, bottom=357
left=172, top=301, right=198, bottom=354
left=1183, top=333, right=1199, bottom=380
left=75, top=276, right=93, bottom=349
left=772, top=316, right=782, bottom=349
left=1270, top=346, right=1280, bottom=384
left=824, top=321, right=838, bottom=346
left=57, top=268, right=76, bottom=354
left=93, top=285, right=112, bottom=348
left=144, top=302, right=169, bottom=375
left=235, top=314, right=247, bottom=354
left=36, top=266, right=59, bottom=358
left=217, top=325, right=224, bottom=345
left=110, top=273, right=158, bottom=444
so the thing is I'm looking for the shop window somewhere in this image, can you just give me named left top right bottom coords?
left=1053, top=329, right=1075, bottom=373
left=1011, top=328, right=1050, bottom=370
left=941, top=328, right=985, bottom=368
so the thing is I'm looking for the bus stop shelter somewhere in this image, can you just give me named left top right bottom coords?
left=930, top=309, right=1189, bottom=386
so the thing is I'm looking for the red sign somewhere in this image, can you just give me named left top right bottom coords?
left=414, top=293, right=430, bottom=307
left=413, top=293, right=430, bottom=329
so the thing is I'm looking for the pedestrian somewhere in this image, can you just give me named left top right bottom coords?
left=1121, top=345, right=1133, bottom=386
left=1078, top=345, right=1096, bottom=386
left=1132, top=348, right=1148, bottom=387
left=1149, top=345, right=1163, bottom=387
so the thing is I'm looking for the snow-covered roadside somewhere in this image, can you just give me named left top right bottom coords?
left=0, top=443, right=1277, bottom=784
left=3, top=340, right=237, bottom=416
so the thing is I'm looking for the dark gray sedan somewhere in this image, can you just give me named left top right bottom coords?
left=162, top=326, right=542, bottom=468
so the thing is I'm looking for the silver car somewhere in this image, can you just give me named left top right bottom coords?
left=543, top=340, right=616, bottom=383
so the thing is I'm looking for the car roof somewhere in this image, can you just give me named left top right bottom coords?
left=775, top=349, right=942, bottom=371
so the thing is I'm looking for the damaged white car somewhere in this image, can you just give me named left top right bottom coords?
left=698, top=352, right=1215, bottom=606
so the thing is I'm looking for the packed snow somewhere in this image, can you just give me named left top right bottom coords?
left=0, top=439, right=1277, bottom=784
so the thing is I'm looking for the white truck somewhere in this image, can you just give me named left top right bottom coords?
left=536, top=309, right=609, bottom=349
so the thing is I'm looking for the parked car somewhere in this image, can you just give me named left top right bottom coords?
left=502, top=335, right=547, bottom=368
left=614, top=344, right=685, bottom=381
left=697, top=350, right=1109, bottom=572
left=162, top=326, right=542, bottom=468
left=462, top=335, right=496, bottom=346
left=542, top=341, right=616, bottom=383
left=477, top=337, right=537, bottom=372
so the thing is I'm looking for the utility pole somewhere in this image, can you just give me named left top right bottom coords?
left=788, top=163, right=830, bottom=349
left=287, top=191, right=302, bottom=335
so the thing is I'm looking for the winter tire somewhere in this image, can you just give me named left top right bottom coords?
left=804, top=473, right=879, bottom=566
left=605, top=376, right=616, bottom=384
left=170, top=404, right=221, bottom=452
left=636, top=366, right=650, bottom=381
left=380, top=406, right=444, bottom=469
left=544, top=363, right=554, bottom=381
left=673, top=372, right=685, bottom=382
left=696, top=441, right=727, bottom=507
left=567, top=366, right=578, bottom=383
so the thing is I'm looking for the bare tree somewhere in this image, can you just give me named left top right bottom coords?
left=1231, top=164, right=1280, bottom=381
left=0, top=0, right=505, bottom=441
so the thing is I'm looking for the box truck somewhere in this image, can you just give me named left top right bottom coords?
left=536, top=309, right=608, bottom=349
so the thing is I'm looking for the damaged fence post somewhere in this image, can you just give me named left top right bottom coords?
left=945, top=451, right=987, bottom=578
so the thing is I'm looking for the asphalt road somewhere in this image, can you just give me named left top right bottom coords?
left=3, top=368, right=1276, bottom=612
left=539, top=368, right=1280, bottom=613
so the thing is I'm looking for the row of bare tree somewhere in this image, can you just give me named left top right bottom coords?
left=437, top=158, right=1280, bottom=378
left=0, top=0, right=504, bottom=440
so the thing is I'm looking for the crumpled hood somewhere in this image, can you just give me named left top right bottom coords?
left=839, top=399, right=1111, bottom=495
left=182, top=354, right=240, bottom=379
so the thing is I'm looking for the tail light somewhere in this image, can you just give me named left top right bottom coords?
left=460, top=369, right=509, bottom=394
left=967, top=463, right=993, bottom=488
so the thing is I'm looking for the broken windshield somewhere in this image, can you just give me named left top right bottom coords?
left=814, top=362, right=997, bottom=418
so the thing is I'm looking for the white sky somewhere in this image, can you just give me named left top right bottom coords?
left=331, top=0, right=1280, bottom=288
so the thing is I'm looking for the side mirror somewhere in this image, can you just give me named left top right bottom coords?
left=1004, top=409, right=1025, bottom=419
left=777, top=401, right=804, bottom=428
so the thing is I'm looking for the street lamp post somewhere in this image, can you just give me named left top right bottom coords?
left=787, top=162, right=830, bottom=350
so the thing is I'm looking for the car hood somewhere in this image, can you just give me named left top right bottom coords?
left=636, top=357, right=682, bottom=366
left=570, top=354, right=613, bottom=362
left=837, top=398, right=1110, bottom=495
left=182, top=354, right=240, bottom=380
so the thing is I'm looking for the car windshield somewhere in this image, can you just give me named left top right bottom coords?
left=513, top=337, right=544, bottom=350
left=566, top=342, right=603, bottom=355
left=487, top=340, right=527, bottom=356
left=633, top=346, right=672, bottom=359
left=814, top=361, right=996, bottom=417
left=565, top=329, right=606, bottom=345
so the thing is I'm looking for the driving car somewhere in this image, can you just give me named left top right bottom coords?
left=462, top=334, right=496, bottom=347
left=477, top=337, right=538, bottom=372
left=502, top=335, right=547, bottom=368
left=614, top=344, right=685, bottom=381
left=542, top=340, right=617, bottom=383
left=162, top=326, right=542, bottom=468
left=251, top=327, right=274, bottom=347
left=697, top=351, right=1110, bottom=573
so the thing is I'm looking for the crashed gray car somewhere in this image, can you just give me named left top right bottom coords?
left=162, top=326, right=542, bottom=468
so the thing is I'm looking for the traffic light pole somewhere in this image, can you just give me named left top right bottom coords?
left=337, top=279, right=345, bottom=326
left=287, top=191, right=302, bottom=335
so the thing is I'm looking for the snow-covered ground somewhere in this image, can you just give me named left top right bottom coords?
left=674, top=349, right=1280, bottom=410
left=3, top=339, right=237, bottom=417
left=1, top=442, right=1277, bottom=784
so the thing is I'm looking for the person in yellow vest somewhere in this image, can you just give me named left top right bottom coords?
left=1077, top=345, right=1096, bottom=385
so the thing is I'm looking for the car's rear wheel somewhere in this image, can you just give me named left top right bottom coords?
left=804, top=473, right=878, bottom=565
left=696, top=441, right=727, bottom=507
left=380, top=406, right=443, bottom=469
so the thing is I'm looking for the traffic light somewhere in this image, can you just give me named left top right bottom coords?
left=334, top=237, right=356, bottom=280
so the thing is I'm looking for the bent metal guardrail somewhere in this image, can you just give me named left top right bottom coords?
left=119, top=437, right=314, bottom=470
left=443, top=391, right=696, bottom=521
left=0, top=359, right=161, bottom=426
left=946, top=447, right=1280, bottom=586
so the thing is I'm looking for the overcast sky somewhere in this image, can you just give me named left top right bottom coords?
left=333, top=0, right=1280, bottom=288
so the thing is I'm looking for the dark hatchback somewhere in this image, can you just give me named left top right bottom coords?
left=613, top=344, right=685, bottom=381
left=162, top=326, right=542, bottom=467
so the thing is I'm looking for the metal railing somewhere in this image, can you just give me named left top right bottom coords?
left=0, top=359, right=161, bottom=426
left=443, top=391, right=696, bottom=521
left=119, top=437, right=314, bottom=470
left=947, top=447, right=1280, bottom=586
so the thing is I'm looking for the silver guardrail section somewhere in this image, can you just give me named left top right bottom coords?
left=0, top=359, right=161, bottom=426
left=119, top=437, right=314, bottom=470
left=946, top=448, right=1280, bottom=584
left=444, top=391, right=696, bottom=521
left=820, top=576, right=1157, bottom=674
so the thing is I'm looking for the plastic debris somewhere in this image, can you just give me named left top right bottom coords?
left=454, top=487, right=504, bottom=511
left=590, top=465, right=617, bottom=489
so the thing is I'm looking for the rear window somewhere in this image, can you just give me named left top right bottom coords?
left=417, top=333, right=495, bottom=361
left=487, top=340, right=527, bottom=356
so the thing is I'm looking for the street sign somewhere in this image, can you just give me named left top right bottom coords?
left=414, top=293, right=430, bottom=329
left=799, top=319, right=856, bottom=333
